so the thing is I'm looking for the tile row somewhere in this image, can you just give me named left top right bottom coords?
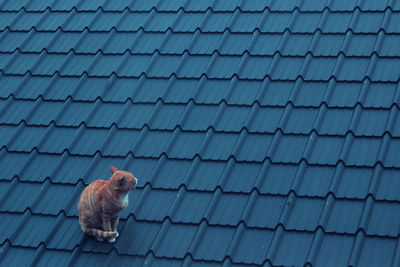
left=1, top=150, right=400, bottom=200
left=0, top=246, right=243, bottom=267
left=1, top=74, right=399, bottom=108
left=2, top=97, right=400, bottom=137
left=1, top=124, right=400, bottom=166
left=1, top=0, right=399, bottom=12
left=1, top=51, right=400, bottom=81
left=1, top=9, right=400, bottom=33
left=2, top=29, right=400, bottom=57
left=2, top=179, right=400, bottom=236
left=1, top=211, right=399, bottom=266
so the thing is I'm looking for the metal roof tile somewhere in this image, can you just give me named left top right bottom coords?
left=308, top=136, right=345, bottom=165
left=0, top=182, right=42, bottom=213
left=273, top=57, right=304, bottom=80
left=155, top=223, right=197, bottom=258
left=251, top=34, right=282, bottom=55
left=322, top=13, right=353, bottom=33
left=376, top=168, right=400, bottom=201
left=134, top=189, right=176, bottom=221
left=209, top=192, right=248, bottom=225
left=347, top=137, right=382, bottom=166
left=0, top=246, right=35, bottom=266
left=335, top=167, right=374, bottom=199
left=304, top=57, right=337, bottom=81
left=347, top=35, right=377, bottom=56
left=0, top=98, right=35, bottom=125
left=0, top=12, right=19, bottom=30
left=297, top=165, right=336, bottom=197
left=174, top=13, right=205, bottom=32
left=215, top=105, right=250, bottom=132
left=11, top=12, right=42, bottom=31
left=162, top=79, right=196, bottom=104
left=162, top=33, right=193, bottom=54
left=273, top=231, right=313, bottom=266
left=231, top=12, right=262, bottom=33
left=220, top=33, right=252, bottom=55
left=367, top=202, right=400, bottom=236
left=292, top=13, right=322, bottom=33
left=325, top=199, right=363, bottom=233
left=4, top=53, right=38, bottom=75
left=382, top=139, right=400, bottom=167
left=285, top=108, right=319, bottom=134
left=380, top=35, right=400, bottom=56
left=272, top=135, right=308, bottom=163
left=247, top=195, right=286, bottom=228
left=286, top=197, right=325, bottom=230
left=47, top=216, right=83, bottom=250
left=354, top=12, right=385, bottom=33
left=208, top=56, right=242, bottom=79
left=196, top=79, right=229, bottom=104
left=202, top=13, right=233, bottom=33
left=202, top=132, right=239, bottom=160
left=13, top=213, right=57, bottom=247
left=282, top=34, right=314, bottom=56
left=181, top=104, right=217, bottom=131
left=372, top=58, right=400, bottom=82
left=120, top=54, right=152, bottom=77
left=260, top=12, right=292, bottom=33
left=168, top=131, right=205, bottom=159
left=193, top=226, right=235, bottom=261
left=134, top=131, right=171, bottom=157
left=173, top=191, right=212, bottom=223
left=227, top=80, right=262, bottom=105
left=237, top=133, right=273, bottom=161
left=37, top=12, right=71, bottom=31
left=114, top=219, right=159, bottom=255
left=232, top=228, right=274, bottom=265
left=314, top=234, right=354, bottom=267
left=313, top=34, right=346, bottom=56
left=130, top=32, right=163, bottom=53
left=63, top=12, right=97, bottom=31
left=327, top=82, right=362, bottom=107
left=0, top=31, right=28, bottom=53
left=259, top=163, right=298, bottom=194
left=133, top=78, right=168, bottom=103
left=35, top=183, right=79, bottom=216
left=188, top=160, right=227, bottom=191
left=241, top=56, right=273, bottom=79
left=358, top=237, right=398, bottom=267
left=150, top=158, right=192, bottom=189
left=318, top=108, right=353, bottom=135
left=223, top=162, right=262, bottom=193
left=337, top=58, right=370, bottom=81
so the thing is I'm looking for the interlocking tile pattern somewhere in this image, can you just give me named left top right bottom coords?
left=1, top=0, right=400, bottom=266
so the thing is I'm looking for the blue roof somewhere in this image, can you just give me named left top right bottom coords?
left=1, top=1, right=400, bottom=266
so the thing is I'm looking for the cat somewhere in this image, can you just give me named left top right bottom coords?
left=78, top=166, right=138, bottom=243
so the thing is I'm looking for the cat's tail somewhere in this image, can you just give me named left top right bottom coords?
left=81, top=225, right=118, bottom=241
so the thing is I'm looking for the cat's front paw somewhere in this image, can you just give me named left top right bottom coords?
left=114, top=232, right=119, bottom=238
left=107, top=237, right=116, bottom=243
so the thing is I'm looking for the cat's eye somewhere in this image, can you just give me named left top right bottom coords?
left=118, top=176, right=127, bottom=185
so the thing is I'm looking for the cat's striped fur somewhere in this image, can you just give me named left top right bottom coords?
left=78, top=166, right=137, bottom=243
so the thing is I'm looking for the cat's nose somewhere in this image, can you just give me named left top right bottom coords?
left=133, top=177, right=138, bottom=186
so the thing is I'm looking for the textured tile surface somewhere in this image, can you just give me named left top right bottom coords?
left=1, top=1, right=400, bottom=266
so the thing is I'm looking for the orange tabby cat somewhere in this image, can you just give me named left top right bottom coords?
left=78, top=166, right=138, bottom=243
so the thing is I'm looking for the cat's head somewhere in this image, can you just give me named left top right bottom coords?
left=109, top=166, right=137, bottom=193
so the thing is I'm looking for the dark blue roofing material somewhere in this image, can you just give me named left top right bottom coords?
left=1, top=0, right=400, bottom=266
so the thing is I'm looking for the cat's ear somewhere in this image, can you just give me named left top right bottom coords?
left=110, top=166, right=118, bottom=174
